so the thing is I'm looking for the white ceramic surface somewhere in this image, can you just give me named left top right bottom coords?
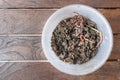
left=42, top=4, right=113, bottom=75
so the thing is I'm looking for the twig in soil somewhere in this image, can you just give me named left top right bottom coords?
left=87, top=25, right=103, bottom=47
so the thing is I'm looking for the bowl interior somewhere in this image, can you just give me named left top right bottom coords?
left=42, top=4, right=113, bottom=75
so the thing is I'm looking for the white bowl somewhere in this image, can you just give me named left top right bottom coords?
left=42, top=4, right=113, bottom=75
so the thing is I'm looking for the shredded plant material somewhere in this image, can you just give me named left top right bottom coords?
left=51, top=13, right=103, bottom=64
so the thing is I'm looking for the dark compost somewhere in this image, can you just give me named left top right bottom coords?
left=51, top=13, right=103, bottom=64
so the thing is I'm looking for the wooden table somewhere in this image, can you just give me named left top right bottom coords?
left=0, top=0, right=119, bottom=80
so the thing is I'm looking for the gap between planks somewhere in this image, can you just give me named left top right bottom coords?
left=0, top=33, right=119, bottom=37
left=0, top=59, right=119, bottom=62
left=0, top=34, right=42, bottom=37
left=0, top=7, right=120, bottom=9
left=0, top=8, right=119, bottom=10
left=0, top=60, right=49, bottom=62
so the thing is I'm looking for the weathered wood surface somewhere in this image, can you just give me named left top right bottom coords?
left=0, top=0, right=119, bottom=8
left=0, top=9, right=119, bottom=34
left=0, top=9, right=54, bottom=34
left=0, top=9, right=119, bottom=60
left=0, top=36, right=46, bottom=60
left=0, top=62, right=119, bottom=80
left=0, top=34, right=118, bottom=60
left=0, top=0, right=119, bottom=80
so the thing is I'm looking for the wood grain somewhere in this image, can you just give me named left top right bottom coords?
left=0, top=36, right=46, bottom=60
left=0, top=0, right=120, bottom=9
left=99, top=9, right=120, bottom=33
left=112, top=34, right=120, bottom=60
left=0, top=34, right=119, bottom=60
left=0, top=62, right=119, bottom=80
left=0, top=9, right=54, bottom=34
left=0, top=0, right=118, bottom=80
left=0, top=9, right=119, bottom=34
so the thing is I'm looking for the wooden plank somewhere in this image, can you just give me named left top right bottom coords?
left=0, top=36, right=46, bottom=60
left=0, top=0, right=120, bottom=8
left=0, top=9, right=119, bottom=34
left=0, top=34, right=119, bottom=60
left=99, top=9, right=120, bottom=34
left=112, top=34, right=120, bottom=60
left=0, top=9, right=54, bottom=34
left=0, top=62, right=119, bottom=80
